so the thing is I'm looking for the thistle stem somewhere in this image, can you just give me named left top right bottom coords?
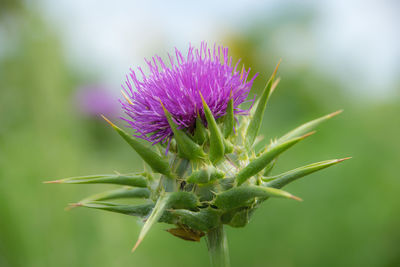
left=206, top=225, right=230, bottom=267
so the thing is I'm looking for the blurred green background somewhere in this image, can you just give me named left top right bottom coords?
left=1, top=1, right=399, bottom=267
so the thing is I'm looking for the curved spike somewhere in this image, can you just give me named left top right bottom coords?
left=44, top=173, right=148, bottom=187
left=132, top=191, right=199, bottom=252
left=213, top=185, right=301, bottom=211
left=275, top=110, right=343, bottom=147
left=262, top=110, right=342, bottom=175
left=263, top=157, right=351, bottom=188
left=132, top=194, right=170, bottom=252
left=101, top=115, right=173, bottom=177
left=236, top=132, right=314, bottom=186
left=80, top=187, right=150, bottom=202
left=72, top=201, right=154, bottom=217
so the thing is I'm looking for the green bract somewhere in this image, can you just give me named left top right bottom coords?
left=47, top=64, right=349, bottom=267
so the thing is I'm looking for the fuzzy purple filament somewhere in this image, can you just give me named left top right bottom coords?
left=121, top=42, right=258, bottom=145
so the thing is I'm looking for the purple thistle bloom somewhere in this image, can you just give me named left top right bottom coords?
left=121, top=42, right=258, bottom=145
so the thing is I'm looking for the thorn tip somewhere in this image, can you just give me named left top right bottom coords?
left=337, top=157, right=352, bottom=162
left=65, top=203, right=82, bottom=211
left=301, top=131, right=316, bottom=139
left=121, top=90, right=133, bottom=105
left=328, top=109, right=343, bottom=118
left=273, top=59, right=282, bottom=76
left=159, top=99, right=166, bottom=110
left=101, top=115, right=117, bottom=127
left=291, top=195, right=303, bottom=202
left=270, top=77, right=281, bottom=93
left=198, top=91, right=205, bottom=103
left=131, top=239, right=142, bottom=253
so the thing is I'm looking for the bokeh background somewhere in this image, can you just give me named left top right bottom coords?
left=1, top=1, right=399, bottom=266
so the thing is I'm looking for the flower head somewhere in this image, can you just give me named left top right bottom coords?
left=120, top=42, right=258, bottom=144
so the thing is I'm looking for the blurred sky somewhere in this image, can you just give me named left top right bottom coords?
left=34, top=0, right=399, bottom=98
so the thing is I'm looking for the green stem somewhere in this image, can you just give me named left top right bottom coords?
left=206, top=225, right=230, bottom=267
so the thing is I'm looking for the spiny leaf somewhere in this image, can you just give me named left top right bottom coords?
left=274, top=110, right=342, bottom=147
left=71, top=201, right=154, bottom=217
left=200, top=92, right=225, bottom=164
left=263, top=157, right=351, bottom=189
left=80, top=187, right=150, bottom=202
left=236, top=132, right=314, bottom=185
left=223, top=98, right=234, bottom=138
left=160, top=102, right=205, bottom=160
left=45, top=173, right=148, bottom=187
left=101, top=115, right=173, bottom=177
left=245, top=61, right=281, bottom=149
left=213, top=185, right=301, bottom=211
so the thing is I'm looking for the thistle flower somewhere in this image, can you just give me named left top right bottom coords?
left=120, top=43, right=257, bottom=145
left=47, top=43, right=350, bottom=267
